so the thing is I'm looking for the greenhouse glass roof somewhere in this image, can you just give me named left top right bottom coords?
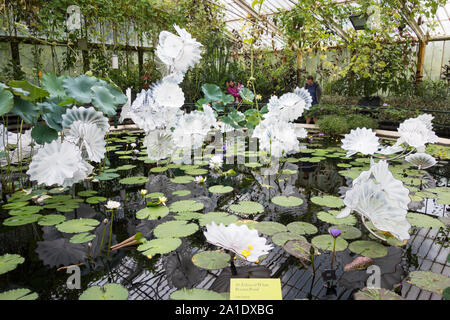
left=218, top=0, right=450, bottom=49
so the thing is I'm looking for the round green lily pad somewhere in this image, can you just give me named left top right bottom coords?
left=199, top=212, right=238, bottom=227
left=136, top=206, right=169, bottom=220
left=348, top=240, right=388, bottom=258
left=170, top=288, right=225, bottom=300
left=354, top=287, right=403, bottom=300
left=150, top=166, right=168, bottom=173
left=0, top=288, right=38, bottom=300
left=311, top=195, right=344, bottom=208
left=311, top=234, right=348, bottom=251
left=145, top=192, right=164, bottom=199
left=234, top=220, right=258, bottom=229
left=255, top=221, right=287, bottom=235
left=170, top=200, right=204, bottom=213
left=174, top=212, right=203, bottom=221
left=0, top=254, right=25, bottom=275
left=153, top=220, right=199, bottom=238
left=408, top=271, right=450, bottom=295
left=272, top=232, right=306, bottom=246
left=77, top=190, right=98, bottom=197
left=172, top=190, right=191, bottom=197
left=208, top=185, right=234, bottom=194
left=283, top=238, right=313, bottom=261
left=185, top=168, right=208, bottom=175
left=192, top=251, right=231, bottom=270
left=9, top=206, right=42, bottom=216
left=229, top=201, right=264, bottom=215
left=271, top=196, right=304, bottom=207
left=287, top=221, right=318, bottom=235
left=407, top=212, right=445, bottom=229
left=86, top=196, right=107, bottom=204
left=137, top=238, right=182, bottom=258
left=115, top=164, right=136, bottom=171
left=2, top=201, right=29, bottom=210
left=3, top=214, right=42, bottom=226
left=70, top=232, right=96, bottom=244
left=95, top=172, right=120, bottom=181
left=170, top=176, right=194, bottom=184
left=317, top=210, right=357, bottom=226
left=37, top=214, right=66, bottom=226
left=56, top=218, right=100, bottom=234
left=328, top=225, right=362, bottom=240
left=79, top=283, right=129, bottom=300
left=119, top=176, right=149, bottom=185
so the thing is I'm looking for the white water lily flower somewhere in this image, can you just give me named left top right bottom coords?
left=151, top=78, right=185, bottom=109
left=341, top=127, right=380, bottom=157
left=293, top=87, right=313, bottom=110
left=140, top=189, right=148, bottom=197
left=64, top=121, right=106, bottom=162
left=337, top=159, right=411, bottom=241
left=27, top=140, right=89, bottom=187
left=209, top=155, right=223, bottom=170
left=144, top=129, right=176, bottom=161
left=396, top=114, right=438, bottom=152
left=156, top=25, right=202, bottom=74
left=405, top=153, right=437, bottom=170
left=61, top=106, right=110, bottom=135
left=204, top=222, right=273, bottom=263
left=119, top=88, right=132, bottom=123
left=194, top=176, right=206, bottom=184
left=105, top=200, right=121, bottom=210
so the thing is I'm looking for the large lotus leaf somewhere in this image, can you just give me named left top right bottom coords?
left=283, top=239, right=313, bottom=261
left=354, top=287, right=403, bottom=300
left=56, top=218, right=100, bottom=234
left=31, top=124, right=58, bottom=145
left=287, top=222, right=318, bottom=235
left=272, top=232, right=306, bottom=246
left=201, top=83, right=223, bottom=101
left=229, top=201, right=264, bottom=215
left=255, top=221, right=287, bottom=235
left=136, top=206, right=169, bottom=220
left=62, top=75, right=98, bottom=104
left=70, top=232, right=96, bottom=244
left=119, top=176, right=149, bottom=185
left=37, top=100, right=67, bottom=131
left=37, top=214, right=66, bottom=226
left=208, top=185, right=234, bottom=194
left=0, top=254, right=24, bottom=275
left=408, top=271, right=450, bottom=295
left=91, top=85, right=117, bottom=116
left=97, top=79, right=127, bottom=105
left=170, top=288, right=225, bottom=300
left=192, top=251, right=230, bottom=270
left=137, top=238, right=181, bottom=258
left=407, top=212, right=445, bottom=229
left=153, top=220, right=199, bottom=238
left=311, top=195, right=344, bottom=208
left=271, top=196, right=304, bottom=207
left=3, top=214, right=42, bottom=226
left=11, top=96, right=38, bottom=124
left=199, top=212, right=238, bottom=227
left=311, top=234, right=348, bottom=251
left=79, top=283, right=128, bottom=300
left=348, top=240, right=388, bottom=258
left=41, top=73, right=66, bottom=98
left=329, top=225, right=362, bottom=240
left=8, top=80, right=49, bottom=101
left=0, top=288, right=38, bottom=300
left=0, top=87, right=14, bottom=116
left=317, top=210, right=357, bottom=226
left=240, top=87, right=254, bottom=103
left=170, top=200, right=204, bottom=213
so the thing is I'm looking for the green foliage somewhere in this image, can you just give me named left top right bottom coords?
left=317, top=113, right=377, bottom=135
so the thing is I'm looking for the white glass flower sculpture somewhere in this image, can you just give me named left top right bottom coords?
left=405, top=153, right=437, bottom=170
left=172, top=110, right=215, bottom=149
left=61, top=106, right=110, bottom=135
left=377, top=144, right=403, bottom=155
left=396, top=114, right=438, bottom=152
left=209, top=155, right=223, bottom=170
left=151, top=78, right=185, bottom=109
left=1, top=128, right=40, bottom=166
left=27, top=140, right=91, bottom=187
left=266, top=93, right=306, bottom=122
left=156, top=24, right=202, bottom=75
left=204, top=222, right=273, bottom=263
left=293, top=87, right=313, bottom=110
left=0, top=124, right=17, bottom=151
left=119, top=88, right=132, bottom=123
left=64, top=121, right=106, bottom=162
left=337, top=159, right=411, bottom=241
left=341, top=127, right=380, bottom=157
left=143, top=129, right=176, bottom=161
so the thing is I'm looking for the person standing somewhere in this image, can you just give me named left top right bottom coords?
left=304, top=75, right=322, bottom=124
left=227, top=79, right=241, bottom=103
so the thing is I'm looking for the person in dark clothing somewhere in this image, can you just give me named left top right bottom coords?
left=304, top=75, right=322, bottom=124
left=226, top=79, right=241, bottom=103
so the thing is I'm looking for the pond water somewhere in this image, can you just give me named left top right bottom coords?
left=0, top=129, right=448, bottom=300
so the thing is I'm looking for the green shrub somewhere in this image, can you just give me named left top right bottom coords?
left=347, top=114, right=378, bottom=130
left=317, top=115, right=350, bottom=135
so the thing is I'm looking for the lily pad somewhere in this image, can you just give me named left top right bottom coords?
left=192, top=251, right=231, bottom=270
left=311, top=195, right=344, bottom=208
left=153, top=220, right=199, bottom=238
left=86, top=196, right=107, bottom=204
left=3, top=214, right=42, bottom=226
left=272, top=232, right=306, bottom=246
left=317, top=210, right=357, bottom=226
left=311, top=235, right=348, bottom=251
left=407, top=212, right=445, bottom=229
left=0, top=254, right=25, bottom=275
left=208, top=185, right=234, bottom=194
left=286, top=222, right=318, bottom=235
left=95, top=172, right=120, bottom=181
left=328, top=225, right=362, bottom=240
left=38, top=214, right=66, bottom=226
left=170, top=200, right=204, bottom=213
left=136, top=206, right=169, bottom=220
left=119, top=176, right=149, bottom=185
left=170, top=176, right=194, bottom=184
left=70, top=232, right=96, bottom=244
left=0, top=288, right=38, bottom=300
left=172, top=190, right=191, bottom=197
left=150, top=166, right=169, bottom=173
left=255, top=221, right=287, bottom=235
left=173, top=212, right=203, bottom=221
left=199, top=212, right=238, bottom=227
left=354, top=287, right=403, bottom=300
left=271, top=196, right=304, bottom=207
left=137, top=238, right=182, bottom=258
left=283, top=239, right=313, bottom=261
left=115, top=164, right=136, bottom=171
left=56, top=218, right=100, bottom=234
left=170, top=288, right=225, bottom=300
left=79, top=283, right=129, bottom=300
left=348, top=240, right=388, bottom=258
left=77, top=190, right=98, bottom=197
left=229, top=201, right=264, bottom=215
left=145, top=192, right=164, bottom=199
left=408, top=271, right=450, bottom=295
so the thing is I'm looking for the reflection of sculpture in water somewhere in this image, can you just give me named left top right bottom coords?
left=298, top=161, right=344, bottom=194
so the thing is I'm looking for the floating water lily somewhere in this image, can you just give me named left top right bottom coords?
left=209, top=155, right=223, bottom=171
left=105, top=200, right=121, bottom=210
left=194, top=176, right=206, bottom=184
left=203, top=222, right=273, bottom=263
